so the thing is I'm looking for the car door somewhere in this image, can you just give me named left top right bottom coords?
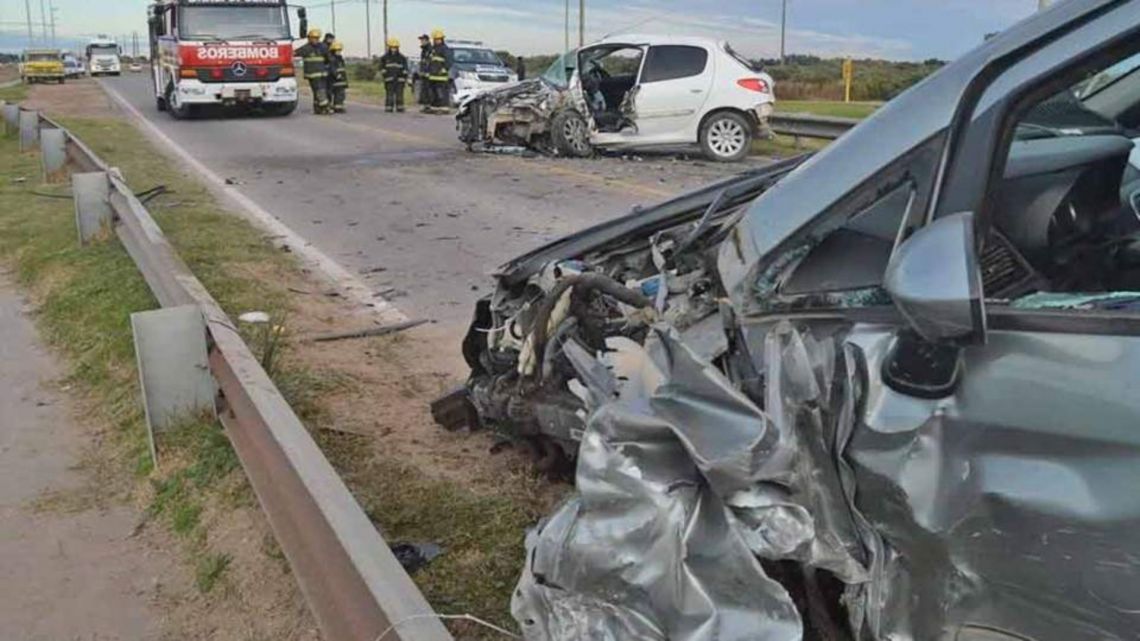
left=846, top=4, right=1140, bottom=639
left=627, top=44, right=713, bottom=143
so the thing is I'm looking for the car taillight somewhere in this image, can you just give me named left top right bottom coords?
left=737, top=78, right=770, bottom=93
left=179, top=68, right=197, bottom=78
left=281, top=65, right=294, bottom=77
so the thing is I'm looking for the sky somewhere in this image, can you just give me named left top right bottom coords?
left=0, top=0, right=1041, bottom=60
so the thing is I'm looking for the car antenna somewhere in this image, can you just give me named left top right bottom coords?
left=599, top=15, right=667, bottom=40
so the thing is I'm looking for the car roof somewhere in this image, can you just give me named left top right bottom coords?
left=722, top=0, right=1129, bottom=304
left=594, top=34, right=725, bottom=49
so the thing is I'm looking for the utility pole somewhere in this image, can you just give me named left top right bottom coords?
left=330, top=0, right=336, bottom=35
left=49, top=1, right=57, bottom=47
left=24, top=0, right=34, bottom=47
left=365, top=0, right=372, bottom=58
left=578, top=0, right=585, bottom=47
left=38, top=0, right=47, bottom=43
left=383, top=0, right=389, bottom=52
left=564, top=0, right=570, bottom=51
left=780, top=0, right=788, bottom=63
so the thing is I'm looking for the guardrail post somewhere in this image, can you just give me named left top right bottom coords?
left=19, top=109, right=39, bottom=151
left=41, top=128, right=67, bottom=183
left=2, top=103, right=19, bottom=137
left=73, top=171, right=113, bottom=245
left=130, top=305, right=217, bottom=465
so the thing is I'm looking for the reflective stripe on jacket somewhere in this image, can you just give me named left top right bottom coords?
left=296, top=42, right=329, bottom=79
left=426, top=43, right=450, bottom=82
left=330, top=55, right=348, bottom=87
left=380, top=51, right=409, bottom=83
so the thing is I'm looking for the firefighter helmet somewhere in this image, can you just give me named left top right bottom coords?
left=431, top=29, right=445, bottom=40
left=307, top=28, right=322, bottom=40
left=330, top=41, right=344, bottom=53
left=387, top=37, right=400, bottom=48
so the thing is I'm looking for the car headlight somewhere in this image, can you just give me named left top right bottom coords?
left=459, top=70, right=478, bottom=80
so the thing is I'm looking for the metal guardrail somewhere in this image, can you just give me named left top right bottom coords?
left=18, top=108, right=455, bottom=641
left=769, top=112, right=860, bottom=141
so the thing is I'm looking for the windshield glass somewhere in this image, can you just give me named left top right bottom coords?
left=178, top=6, right=290, bottom=41
left=1074, top=51, right=1140, bottom=99
left=451, top=48, right=502, bottom=66
left=541, top=51, right=577, bottom=87
left=28, top=53, right=59, bottom=62
left=88, top=45, right=117, bottom=56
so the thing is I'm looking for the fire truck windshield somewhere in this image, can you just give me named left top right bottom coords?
left=178, top=6, right=290, bottom=41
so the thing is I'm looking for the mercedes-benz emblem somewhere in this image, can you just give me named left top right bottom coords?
left=231, top=61, right=248, bottom=77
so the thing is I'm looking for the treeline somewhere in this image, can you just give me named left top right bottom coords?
left=350, top=47, right=946, bottom=103
left=759, top=54, right=946, bottom=101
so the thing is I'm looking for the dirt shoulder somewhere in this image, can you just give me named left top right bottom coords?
left=14, top=77, right=567, bottom=638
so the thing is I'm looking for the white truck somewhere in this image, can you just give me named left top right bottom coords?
left=86, top=36, right=123, bottom=76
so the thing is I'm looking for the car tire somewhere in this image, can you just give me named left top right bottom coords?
left=551, top=110, right=592, bottom=158
left=700, top=111, right=753, bottom=163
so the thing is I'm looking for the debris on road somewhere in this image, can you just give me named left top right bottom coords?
left=307, top=319, right=428, bottom=343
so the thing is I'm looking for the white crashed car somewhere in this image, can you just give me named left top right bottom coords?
left=457, top=34, right=776, bottom=162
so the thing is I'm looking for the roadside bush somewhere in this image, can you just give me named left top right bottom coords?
left=351, top=61, right=377, bottom=82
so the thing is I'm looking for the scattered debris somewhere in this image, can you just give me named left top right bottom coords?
left=389, top=542, right=444, bottom=574
left=224, top=177, right=242, bottom=185
left=359, top=266, right=388, bottom=275
left=307, top=319, right=428, bottom=343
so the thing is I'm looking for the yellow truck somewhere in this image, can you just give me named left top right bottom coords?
left=20, top=49, right=66, bottom=84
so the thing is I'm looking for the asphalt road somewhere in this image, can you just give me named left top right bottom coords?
left=101, top=74, right=762, bottom=328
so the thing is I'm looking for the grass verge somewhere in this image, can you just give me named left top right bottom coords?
left=775, top=99, right=881, bottom=119
left=0, top=82, right=29, bottom=103
left=1, top=107, right=548, bottom=635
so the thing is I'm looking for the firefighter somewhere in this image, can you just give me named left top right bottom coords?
left=296, top=28, right=331, bottom=114
left=328, top=41, right=349, bottom=114
left=417, top=34, right=431, bottom=105
left=379, top=38, right=409, bottom=113
left=424, top=28, right=451, bottom=114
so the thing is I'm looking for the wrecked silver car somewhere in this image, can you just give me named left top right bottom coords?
left=436, top=1, right=1140, bottom=638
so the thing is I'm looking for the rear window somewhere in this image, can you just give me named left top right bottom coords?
left=724, top=43, right=762, bottom=72
left=640, top=45, right=708, bottom=83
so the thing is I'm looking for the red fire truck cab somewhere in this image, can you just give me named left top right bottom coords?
left=147, top=0, right=308, bottom=118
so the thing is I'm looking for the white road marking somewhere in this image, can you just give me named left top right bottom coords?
left=98, top=79, right=407, bottom=324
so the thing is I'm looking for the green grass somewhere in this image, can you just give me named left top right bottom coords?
left=350, top=80, right=417, bottom=106
left=775, top=99, right=881, bottom=119
left=0, top=83, right=28, bottom=103
left=1, top=108, right=556, bottom=635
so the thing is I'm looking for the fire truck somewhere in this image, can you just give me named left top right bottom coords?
left=147, top=0, right=308, bottom=118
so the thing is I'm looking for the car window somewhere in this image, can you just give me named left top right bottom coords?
left=640, top=46, right=708, bottom=84
left=541, top=51, right=576, bottom=88
left=451, top=48, right=503, bottom=66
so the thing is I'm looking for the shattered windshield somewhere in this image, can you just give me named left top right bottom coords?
left=178, top=6, right=290, bottom=41
left=541, top=51, right=577, bottom=88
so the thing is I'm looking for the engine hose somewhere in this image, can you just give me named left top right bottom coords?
left=541, top=316, right=579, bottom=382
left=529, top=273, right=653, bottom=380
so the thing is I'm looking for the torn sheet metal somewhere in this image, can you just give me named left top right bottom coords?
left=513, top=323, right=871, bottom=641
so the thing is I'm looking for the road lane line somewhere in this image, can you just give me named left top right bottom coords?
left=98, top=79, right=407, bottom=324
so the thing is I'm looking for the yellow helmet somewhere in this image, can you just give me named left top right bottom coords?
left=386, top=37, right=400, bottom=48
left=307, top=28, right=322, bottom=40
left=431, top=28, right=444, bottom=40
left=330, top=41, right=344, bottom=53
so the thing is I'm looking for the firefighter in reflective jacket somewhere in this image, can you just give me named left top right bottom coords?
left=296, top=28, right=331, bottom=114
left=424, top=29, right=451, bottom=113
left=379, top=38, right=409, bottom=113
left=417, top=34, right=431, bottom=105
left=328, top=41, right=349, bottom=114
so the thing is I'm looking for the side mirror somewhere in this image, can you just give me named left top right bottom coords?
left=884, top=211, right=986, bottom=344
left=297, top=8, right=308, bottom=40
left=148, top=16, right=164, bottom=37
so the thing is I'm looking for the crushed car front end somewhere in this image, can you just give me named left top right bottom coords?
left=456, top=78, right=568, bottom=153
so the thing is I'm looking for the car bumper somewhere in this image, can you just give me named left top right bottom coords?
left=176, top=78, right=298, bottom=104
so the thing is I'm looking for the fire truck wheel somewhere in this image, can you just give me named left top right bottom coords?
left=166, top=84, right=193, bottom=120
left=265, top=101, right=297, bottom=117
